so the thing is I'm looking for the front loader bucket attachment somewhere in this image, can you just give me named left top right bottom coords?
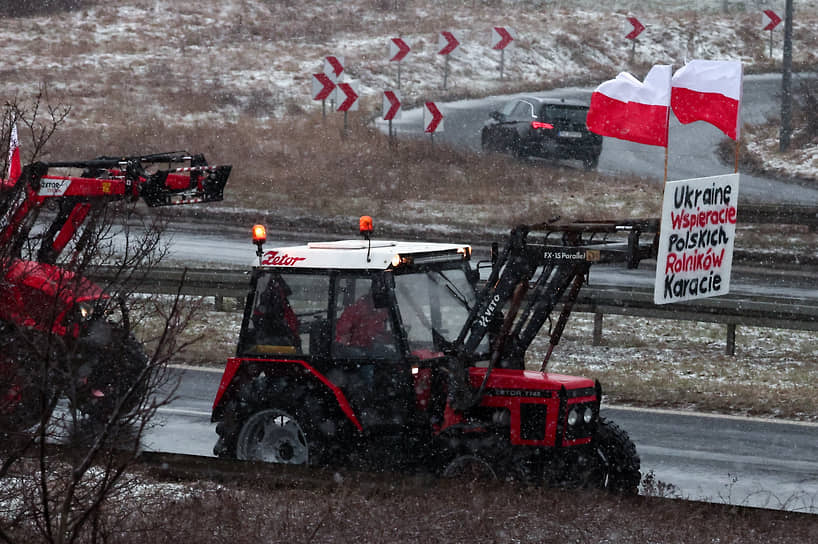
left=141, top=164, right=231, bottom=207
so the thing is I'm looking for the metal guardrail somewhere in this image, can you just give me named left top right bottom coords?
left=741, top=204, right=818, bottom=227
left=87, top=266, right=818, bottom=355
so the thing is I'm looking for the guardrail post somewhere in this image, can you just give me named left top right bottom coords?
left=214, top=295, right=225, bottom=312
left=726, top=323, right=736, bottom=356
left=593, top=312, right=603, bottom=346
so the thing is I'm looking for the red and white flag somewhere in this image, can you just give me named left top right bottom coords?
left=6, top=122, right=21, bottom=184
left=671, top=60, right=743, bottom=141
left=586, top=65, right=672, bottom=147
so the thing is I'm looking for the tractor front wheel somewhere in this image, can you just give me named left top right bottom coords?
left=441, top=454, right=497, bottom=481
left=586, top=417, right=641, bottom=494
left=74, top=324, right=149, bottom=423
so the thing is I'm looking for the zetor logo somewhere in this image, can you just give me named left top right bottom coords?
left=261, top=251, right=306, bottom=266
left=38, top=179, right=71, bottom=196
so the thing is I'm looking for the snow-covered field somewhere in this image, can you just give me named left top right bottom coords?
left=3, top=1, right=816, bottom=181
left=0, top=2, right=814, bottom=123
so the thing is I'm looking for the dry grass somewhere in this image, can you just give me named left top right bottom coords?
left=537, top=313, right=818, bottom=421
left=7, top=470, right=817, bottom=543
left=47, top=114, right=662, bottom=234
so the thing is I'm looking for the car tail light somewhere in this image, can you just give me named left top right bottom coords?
left=531, top=121, right=554, bottom=130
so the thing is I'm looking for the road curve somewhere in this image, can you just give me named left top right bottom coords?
left=381, top=73, right=818, bottom=205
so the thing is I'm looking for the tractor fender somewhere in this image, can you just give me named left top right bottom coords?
left=211, top=357, right=363, bottom=432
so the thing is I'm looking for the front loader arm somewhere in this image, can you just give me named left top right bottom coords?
left=448, top=218, right=659, bottom=410
left=1, top=153, right=231, bottom=263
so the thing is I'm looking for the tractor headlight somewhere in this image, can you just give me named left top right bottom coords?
left=78, top=302, right=95, bottom=320
left=567, top=408, right=579, bottom=426
left=583, top=406, right=594, bottom=424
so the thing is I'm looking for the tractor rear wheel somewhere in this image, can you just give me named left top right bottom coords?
left=215, top=376, right=335, bottom=465
left=236, top=408, right=310, bottom=463
left=586, top=417, right=641, bottom=494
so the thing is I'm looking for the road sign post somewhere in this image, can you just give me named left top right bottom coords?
left=389, top=37, right=411, bottom=90
left=491, top=27, right=515, bottom=80
left=323, top=55, right=344, bottom=110
left=762, top=9, right=782, bottom=57
left=336, top=80, right=359, bottom=138
left=312, top=73, right=336, bottom=119
left=626, top=16, right=645, bottom=63
left=423, top=101, right=443, bottom=145
left=383, top=89, right=401, bottom=144
left=438, top=31, right=460, bottom=90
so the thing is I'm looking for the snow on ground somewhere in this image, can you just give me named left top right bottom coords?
left=745, top=125, right=818, bottom=181
left=1, top=4, right=816, bottom=130
left=2, top=1, right=816, bottom=181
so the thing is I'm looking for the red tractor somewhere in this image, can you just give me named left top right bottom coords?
left=1, top=153, right=230, bottom=431
left=212, top=217, right=657, bottom=493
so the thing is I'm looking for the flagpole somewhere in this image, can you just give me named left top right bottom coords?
left=663, top=146, right=668, bottom=184
left=734, top=140, right=739, bottom=174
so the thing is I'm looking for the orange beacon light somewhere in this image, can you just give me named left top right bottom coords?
left=252, top=224, right=267, bottom=264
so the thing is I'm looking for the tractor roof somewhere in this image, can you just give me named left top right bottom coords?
left=258, top=239, right=471, bottom=270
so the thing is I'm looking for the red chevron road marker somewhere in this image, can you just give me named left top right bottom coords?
left=336, top=82, right=359, bottom=112
left=389, top=37, right=411, bottom=62
left=626, top=16, right=645, bottom=40
left=383, top=90, right=401, bottom=121
left=763, top=9, right=781, bottom=31
left=491, top=27, right=515, bottom=50
left=424, top=102, right=443, bottom=133
left=311, top=73, right=335, bottom=101
left=438, top=31, right=459, bottom=55
left=324, top=55, right=344, bottom=79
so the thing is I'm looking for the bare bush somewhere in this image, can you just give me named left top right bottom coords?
left=0, top=91, right=197, bottom=544
left=26, top=474, right=816, bottom=544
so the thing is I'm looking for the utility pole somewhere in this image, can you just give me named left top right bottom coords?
left=779, top=0, right=794, bottom=152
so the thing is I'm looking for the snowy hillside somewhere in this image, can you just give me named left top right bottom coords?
left=2, top=0, right=816, bottom=182
left=2, top=2, right=815, bottom=118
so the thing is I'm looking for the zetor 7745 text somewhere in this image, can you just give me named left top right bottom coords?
left=212, top=217, right=658, bottom=493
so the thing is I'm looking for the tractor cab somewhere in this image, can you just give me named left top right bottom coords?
left=214, top=223, right=482, bottom=436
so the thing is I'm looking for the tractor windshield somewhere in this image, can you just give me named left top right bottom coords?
left=394, top=264, right=488, bottom=357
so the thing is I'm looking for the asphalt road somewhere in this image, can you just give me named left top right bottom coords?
left=143, top=365, right=818, bottom=514
left=382, top=72, right=818, bottom=205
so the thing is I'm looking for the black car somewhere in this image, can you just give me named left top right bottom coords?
left=481, top=96, right=602, bottom=169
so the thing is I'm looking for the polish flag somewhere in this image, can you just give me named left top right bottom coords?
left=6, top=122, right=21, bottom=184
left=671, top=60, right=743, bottom=141
left=586, top=65, right=672, bottom=147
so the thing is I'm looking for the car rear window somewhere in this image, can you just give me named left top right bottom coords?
left=541, top=105, right=588, bottom=124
